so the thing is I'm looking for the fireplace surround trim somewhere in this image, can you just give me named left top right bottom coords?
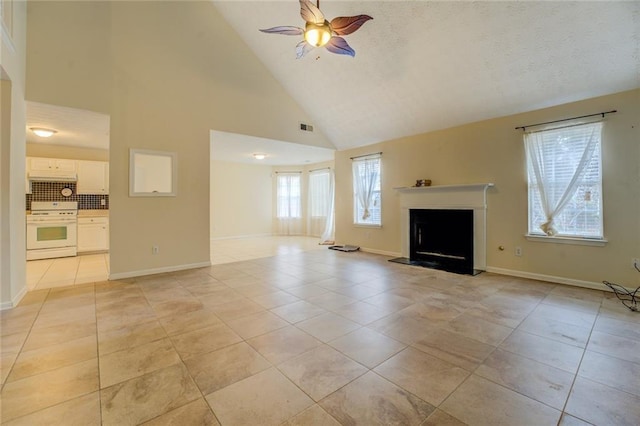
left=395, top=183, right=494, bottom=272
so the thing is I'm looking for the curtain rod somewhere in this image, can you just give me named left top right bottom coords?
left=515, top=110, right=617, bottom=131
left=309, top=167, right=331, bottom=173
left=350, top=152, right=382, bottom=160
left=274, top=171, right=302, bottom=174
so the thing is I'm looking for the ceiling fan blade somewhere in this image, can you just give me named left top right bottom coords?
left=325, top=36, right=355, bottom=57
left=296, top=41, right=314, bottom=59
left=300, top=0, right=325, bottom=24
left=330, top=15, right=373, bottom=36
left=259, top=26, right=304, bottom=36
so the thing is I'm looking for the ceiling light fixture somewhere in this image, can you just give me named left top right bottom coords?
left=260, top=0, right=372, bottom=59
left=30, top=127, right=58, bottom=138
left=253, top=153, right=267, bottom=160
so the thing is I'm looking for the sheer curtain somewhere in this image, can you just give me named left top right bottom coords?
left=352, top=155, right=381, bottom=223
left=308, top=170, right=330, bottom=237
left=317, top=169, right=335, bottom=244
left=525, top=122, right=602, bottom=236
left=275, top=173, right=303, bottom=235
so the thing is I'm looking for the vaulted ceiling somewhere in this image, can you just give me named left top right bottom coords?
left=214, top=1, right=640, bottom=151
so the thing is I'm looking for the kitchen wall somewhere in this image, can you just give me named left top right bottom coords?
left=26, top=182, right=109, bottom=211
left=1, top=0, right=27, bottom=308
left=26, top=1, right=334, bottom=279
left=210, top=160, right=272, bottom=239
left=335, top=89, right=640, bottom=287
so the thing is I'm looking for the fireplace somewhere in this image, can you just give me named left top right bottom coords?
left=410, top=209, right=474, bottom=275
left=392, top=183, right=493, bottom=275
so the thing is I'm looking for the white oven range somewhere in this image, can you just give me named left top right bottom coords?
left=27, top=201, right=78, bottom=260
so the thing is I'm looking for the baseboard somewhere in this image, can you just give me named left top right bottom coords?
left=109, top=261, right=212, bottom=280
left=485, top=266, right=625, bottom=292
left=210, top=233, right=273, bottom=241
left=0, top=284, right=28, bottom=311
left=359, top=247, right=403, bottom=258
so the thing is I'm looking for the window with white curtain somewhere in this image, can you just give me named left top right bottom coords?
left=352, top=155, right=381, bottom=226
left=308, top=170, right=330, bottom=236
left=276, top=174, right=301, bottom=218
left=525, top=122, right=603, bottom=239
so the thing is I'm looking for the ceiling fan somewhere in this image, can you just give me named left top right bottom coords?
left=260, top=0, right=373, bottom=59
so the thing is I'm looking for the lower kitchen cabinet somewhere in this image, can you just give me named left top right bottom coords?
left=78, top=217, right=109, bottom=252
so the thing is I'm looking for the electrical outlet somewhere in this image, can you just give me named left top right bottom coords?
left=100, top=198, right=106, bottom=206
left=515, top=246, right=522, bottom=257
left=152, top=245, right=159, bottom=255
left=633, top=258, right=639, bottom=269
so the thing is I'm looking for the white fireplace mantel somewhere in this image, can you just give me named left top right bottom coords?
left=394, top=183, right=494, bottom=271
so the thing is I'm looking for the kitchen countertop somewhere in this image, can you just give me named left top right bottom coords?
left=78, top=210, right=109, bottom=217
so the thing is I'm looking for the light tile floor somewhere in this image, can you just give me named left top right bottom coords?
left=26, top=254, right=110, bottom=290
left=26, top=236, right=325, bottom=290
left=5, top=249, right=640, bottom=425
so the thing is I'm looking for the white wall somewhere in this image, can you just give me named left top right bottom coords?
left=26, top=143, right=109, bottom=162
left=210, top=160, right=272, bottom=239
left=0, top=0, right=27, bottom=308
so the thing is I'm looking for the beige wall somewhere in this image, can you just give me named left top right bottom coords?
left=210, top=160, right=272, bottom=239
left=335, top=89, right=640, bottom=286
left=26, top=143, right=109, bottom=162
left=1, top=0, right=27, bottom=308
left=26, top=1, right=334, bottom=278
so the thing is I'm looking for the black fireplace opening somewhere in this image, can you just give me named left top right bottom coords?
left=408, top=208, right=475, bottom=275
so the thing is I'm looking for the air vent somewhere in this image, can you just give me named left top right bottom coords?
left=299, top=123, right=314, bottom=132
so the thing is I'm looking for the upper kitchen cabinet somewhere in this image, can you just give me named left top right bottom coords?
left=29, top=157, right=77, bottom=173
left=77, top=160, right=109, bottom=194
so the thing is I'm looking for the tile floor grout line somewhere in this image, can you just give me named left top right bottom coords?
left=556, top=296, right=602, bottom=424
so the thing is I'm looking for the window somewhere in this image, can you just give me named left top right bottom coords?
left=276, top=174, right=301, bottom=218
left=308, top=169, right=332, bottom=237
left=525, top=122, right=603, bottom=239
left=352, top=155, right=381, bottom=226
left=309, top=170, right=330, bottom=218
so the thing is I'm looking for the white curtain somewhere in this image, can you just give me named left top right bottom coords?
left=320, top=169, right=335, bottom=244
left=525, top=122, right=602, bottom=236
left=308, top=170, right=330, bottom=237
left=276, top=173, right=303, bottom=235
left=353, top=156, right=380, bottom=221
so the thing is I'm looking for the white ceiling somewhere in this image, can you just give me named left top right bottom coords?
left=26, top=101, right=110, bottom=150
left=211, top=130, right=334, bottom=165
left=214, top=1, right=640, bottom=150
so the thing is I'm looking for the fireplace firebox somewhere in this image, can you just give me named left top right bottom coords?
left=408, top=208, right=475, bottom=275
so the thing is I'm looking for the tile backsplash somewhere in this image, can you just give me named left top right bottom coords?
left=26, top=182, right=109, bottom=210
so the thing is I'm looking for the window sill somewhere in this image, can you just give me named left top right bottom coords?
left=525, top=234, right=607, bottom=247
left=354, top=223, right=382, bottom=229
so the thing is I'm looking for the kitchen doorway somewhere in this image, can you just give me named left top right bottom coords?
left=25, top=102, right=110, bottom=290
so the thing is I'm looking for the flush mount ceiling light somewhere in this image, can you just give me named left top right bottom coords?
left=253, top=153, right=267, bottom=160
left=30, top=127, right=58, bottom=138
left=260, top=0, right=372, bottom=59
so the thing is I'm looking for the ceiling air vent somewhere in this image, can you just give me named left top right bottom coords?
left=300, top=123, right=314, bottom=133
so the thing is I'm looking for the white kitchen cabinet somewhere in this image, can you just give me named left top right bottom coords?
left=77, top=161, right=109, bottom=194
left=29, top=157, right=77, bottom=173
left=78, top=217, right=109, bottom=252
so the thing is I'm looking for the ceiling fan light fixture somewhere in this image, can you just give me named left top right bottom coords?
left=253, top=153, right=267, bottom=160
left=304, top=21, right=331, bottom=47
left=30, top=127, right=58, bottom=138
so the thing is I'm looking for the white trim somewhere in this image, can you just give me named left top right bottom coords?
left=395, top=183, right=493, bottom=271
left=109, top=261, right=211, bottom=280
left=210, top=233, right=273, bottom=241
left=525, top=234, right=607, bottom=247
left=394, top=183, right=495, bottom=193
left=0, top=285, right=28, bottom=311
left=359, top=247, right=402, bottom=257
left=485, top=266, right=628, bottom=293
